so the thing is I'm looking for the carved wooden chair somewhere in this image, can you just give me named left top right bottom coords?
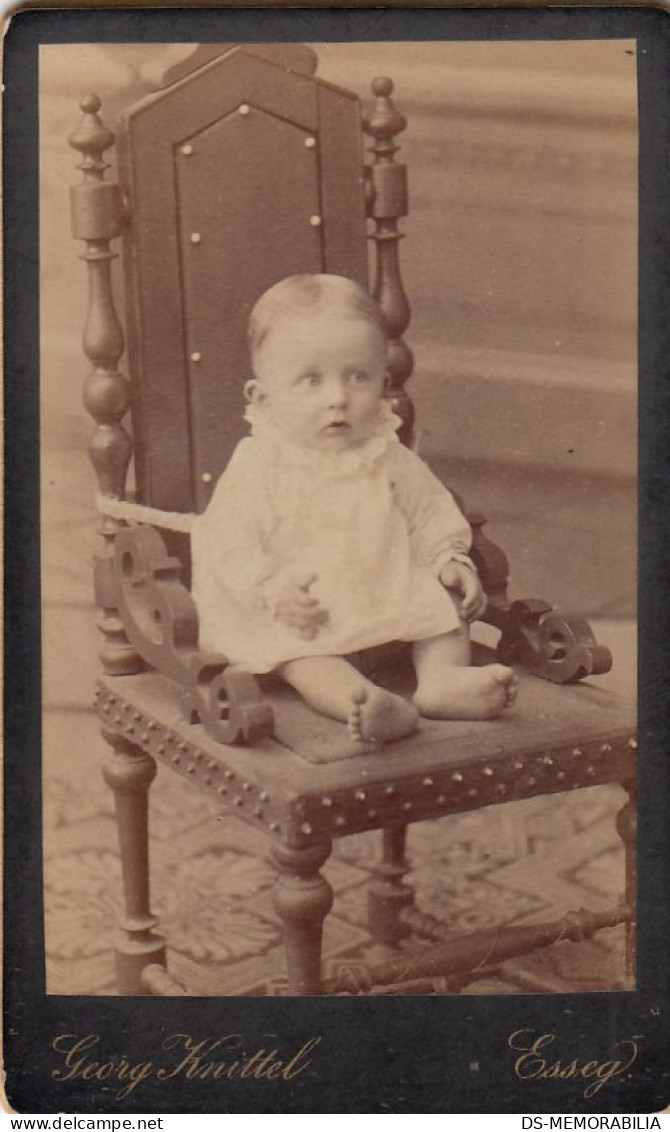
left=68, top=44, right=636, bottom=996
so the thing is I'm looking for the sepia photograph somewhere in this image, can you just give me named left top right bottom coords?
left=40, top=34, right=637, bottom=1005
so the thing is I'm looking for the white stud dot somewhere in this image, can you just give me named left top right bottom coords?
left=190, top=352, right=202, bottom=363
left=309, top=215, right=322, bottom=227
left=305, top=136, right=316, bottom=148
left=239, top=103, right=250, bottom=116
left=190, top=232, right=201, bottom=244
left=201, top=472, right=213, bottom=484
left=181, top=144, right=193, bottom=156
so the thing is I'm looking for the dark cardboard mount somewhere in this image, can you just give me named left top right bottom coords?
left=4, top=4, right=670, bottom=1115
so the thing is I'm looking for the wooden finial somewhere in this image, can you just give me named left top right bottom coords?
left=364, top=78, right=414, bottom=445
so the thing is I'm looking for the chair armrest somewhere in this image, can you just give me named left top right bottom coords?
left=111, top=525, right=273, bottom=744
left=467, top=512, right=613, bottom=684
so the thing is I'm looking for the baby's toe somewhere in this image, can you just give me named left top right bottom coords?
left=347, top=687, right=368, bottom=742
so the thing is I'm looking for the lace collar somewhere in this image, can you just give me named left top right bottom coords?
left=243, top=400, right=403, bottom=477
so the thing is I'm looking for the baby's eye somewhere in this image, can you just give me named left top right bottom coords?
left=297, top=372, right=321, bottom=388
left=349, top=370, right=370, bottom=384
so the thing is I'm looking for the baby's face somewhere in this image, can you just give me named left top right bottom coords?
left=252, top=312, right=387, bottom=451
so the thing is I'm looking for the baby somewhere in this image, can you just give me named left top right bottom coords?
left=192, top=274, right=518, bottom=743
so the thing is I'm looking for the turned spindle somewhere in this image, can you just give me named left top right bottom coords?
left=102, top=729, right=167, bottom=994
left=271, top=839, right=334, bottom=995
left=364, top=77, right=414, bottom=444
left=368, top=824, right=414, bottom=944
left=616, top=779, right=637, bottom=980
left=69, top=94, right=140, bottom=676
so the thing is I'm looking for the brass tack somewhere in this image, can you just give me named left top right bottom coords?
left=452, top=772, right=464, bottom=783
left=628, top=738, right=637, bottom=750
left=321, top=796, right=333, bottom=807
left=239, top=103, right=250, bottom=115
left=204, top=776, right=212, bottom=786
left=101, top=703, right=109, bottom=712
left=403, top=802, right=412, bottom=812
left=141, top=733, right=149, bottom=744
left=600, top=743, right=612, bottom=753
left=527, top=776, right=536, bottom=786
left=483, top=767, right=494, bottom=777
left=134, top=712, right=142, bottom=721
left=233, top=796, right=243, bottom=807
left=179, top=742, right=188, bottom=752
left=242, top=782, right=252, bottom=792
left=468, top=788, right=478, bottom=798
left=269, top=822, right=280, bottom=832
left=543, top=756, right=554, bottom=766
left=309, top=215, right=322, bottom=228
left=354, top=790, right=366, bottom=802
left=126, top=725, right=134, bottom=734
left=301, top=822, right=312, bottom=835
left=304, top=136, right=316, bottom=148
left=224, top=770, right=234, bottom=780
left=217, top=786, right=227, bottom=795
left=190, top=232, right=202, bottom=244
left=437, top=795, right=447, bottom=805
left=181, top=144, right=194, bottom=156
left=497, top=784, right=507, bottom=795
left=147, top=721, right=156, bottom=731
left=385, top=785, right=396, bottom=796
left=557, top=770, right=566, bottom=780
left=108, top=694, right=116, bottom=703
left=368, top=809, right=378, bottom=819
left=259, top=791, right=269, bottom=802
left=335, top=816, right=346, bottom=827
left=172, top=755, right=180, bottom=765
left=157, top=745, right=165, bottom=754
left=423, top=777, right=434, bottom=787
left=201, top=472, right=213, bottom=484
left=190, top=352, right=202, bottom=363
left=586, top=766, right=595, bottom=776
left=208, top=760, right=218, bottom=771
left=187, top=765, right=196, bottom=774
left=253, top=806, right=263, bottom=817
left=513, top=761, right=523, bottom=770
left=572, top=747, right=582, bottom=757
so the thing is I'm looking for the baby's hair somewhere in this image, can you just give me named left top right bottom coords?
left=248, top=274, right=388, bottom=364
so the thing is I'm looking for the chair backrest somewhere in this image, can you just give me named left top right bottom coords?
left=118, top=46, right=369, bottom=514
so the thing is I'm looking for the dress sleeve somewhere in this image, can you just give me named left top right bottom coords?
left=388, top=442, right=476, bottom=577
left=190, top=438, right=284, bottom=616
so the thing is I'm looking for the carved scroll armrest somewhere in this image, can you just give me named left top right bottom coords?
left=112, top=525, right=273, bottom=745
left=467, top=512, right=612, bottom=684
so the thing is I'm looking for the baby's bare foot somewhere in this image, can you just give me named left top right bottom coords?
left=414, top=664, right=519, bottom=721
left=348, top=687, right=419, bottom=744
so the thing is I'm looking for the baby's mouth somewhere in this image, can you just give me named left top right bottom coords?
left=323, top=420, right=350, bottom=432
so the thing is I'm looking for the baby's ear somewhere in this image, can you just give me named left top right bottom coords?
left=244, top=378, right=267, bottom=405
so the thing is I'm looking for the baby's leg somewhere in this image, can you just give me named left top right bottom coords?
left=413, top=628, right=519, bottom=720
left=277, top=656, right=418, bottom=743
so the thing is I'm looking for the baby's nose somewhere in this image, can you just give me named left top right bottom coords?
left=326, top=377, right=348, bottom=406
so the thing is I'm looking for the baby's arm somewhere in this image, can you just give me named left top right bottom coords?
left=390, top=443, right=486, bottom=621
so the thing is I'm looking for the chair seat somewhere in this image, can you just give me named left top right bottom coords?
left=96, top=643, right=635, bottom=848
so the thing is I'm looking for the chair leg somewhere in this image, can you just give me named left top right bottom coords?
left=368, top=824, right=414, bottom=945
left=101, top=727, right=167, bottom=994
left=271, top=839, right=333, bottom=995
left=616, top=779, right=637, bottom=981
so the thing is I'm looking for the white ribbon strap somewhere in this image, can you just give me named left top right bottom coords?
left=96, top=495, right=195, bottom=535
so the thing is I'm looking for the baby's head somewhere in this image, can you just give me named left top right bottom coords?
left=246, top=274, right=389, bottom=451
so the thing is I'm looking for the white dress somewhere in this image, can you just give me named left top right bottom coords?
left=191, top=411, right=475, bottom=674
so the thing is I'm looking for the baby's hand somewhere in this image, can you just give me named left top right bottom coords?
left=274, top=574, right=330, bottom=639
left=439, top=561, right=487, bottom=622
